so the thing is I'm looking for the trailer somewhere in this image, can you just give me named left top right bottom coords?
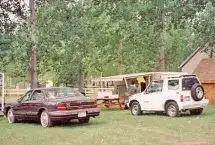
left=87, top=72, right=188, bottom=109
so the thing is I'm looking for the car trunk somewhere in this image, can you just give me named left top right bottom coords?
left=52, top=97, right=97, bottom=110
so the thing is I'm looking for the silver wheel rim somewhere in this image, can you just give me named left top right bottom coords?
left=168, top=105, right=176, bottom=117
left=132, top=104, right=139, bottom=115
left=196, top=87, right=203, bottom=99
left=8, top=110, right=14, bottom=123
left=41, top=112, right=49, bottom=127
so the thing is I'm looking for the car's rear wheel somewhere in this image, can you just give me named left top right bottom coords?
left=190, top=108, right=204, bottom=115
left=40, top=110, right=52, bottom=127
left=79, top=117, right=90, bottom=124
left=130, top=101, right=142, bottom=116
left=7, top=108, right=17, bottom=124
left=165, top=102, right=180, bottom=117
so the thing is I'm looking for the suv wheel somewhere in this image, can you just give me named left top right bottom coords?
left=190, top=108, right=204, bottom=115
left=165, top=102, right=180, bottom=117
left=191, top=84, right=204, bottom=101
left=40, top=110, right=52, bottom=127
left=130, top=101, right=142, bottom=116
left=7, top=108, right=17, bottom=124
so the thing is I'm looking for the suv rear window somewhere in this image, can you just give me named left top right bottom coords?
left=182, top=77, right=200, bottom=91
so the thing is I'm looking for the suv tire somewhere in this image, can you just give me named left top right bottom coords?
left=130, top=101, right=142, bottom=116
left=191, top=84, right=204, bottom=101
left=190, top=108, right=204, bottom=115
left=165, top=102, right=180, bottom=117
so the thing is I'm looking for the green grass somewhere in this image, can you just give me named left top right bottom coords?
left=0, top=106, right=215, bottom=145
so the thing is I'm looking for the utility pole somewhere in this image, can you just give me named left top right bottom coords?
left=29, top=0, right=37, bottom=89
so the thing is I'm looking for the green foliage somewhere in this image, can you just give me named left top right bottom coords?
left=1, top=0, right=215, bottom=86
left=193, top=2, right=215, bottom=57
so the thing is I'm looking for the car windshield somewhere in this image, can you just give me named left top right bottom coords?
left=45, top=87, right=84, bottom=99
left=182, top=77, right=200, bottom=91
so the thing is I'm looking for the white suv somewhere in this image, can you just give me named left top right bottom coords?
left=128, top=75, right=209, bottom=117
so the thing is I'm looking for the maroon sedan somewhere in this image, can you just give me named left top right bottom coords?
left=3, top=87, right=100, bottom=127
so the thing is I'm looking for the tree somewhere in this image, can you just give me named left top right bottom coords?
left=193, top=2, right=215, bottom=58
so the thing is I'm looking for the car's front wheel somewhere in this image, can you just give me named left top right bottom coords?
left=40, top=110, right=52, bottom=127
left=7, top=108, right=17, bottom=124
left=165, top=102, right=180, bottom=117
left=130, top=101, right=142, bottom=116
left=190, top=108, right=204, bottom=115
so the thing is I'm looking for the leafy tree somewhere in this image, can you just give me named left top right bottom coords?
left=193, top=1, right=215, bottom=58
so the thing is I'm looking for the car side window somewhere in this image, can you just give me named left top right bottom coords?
left=168, top=80, right=179, bottom=90
left=21, top=91, right=32, bottom=102
left=30, top=90, right=44, bottom=101
left=145, top=81, right=163, bottom=94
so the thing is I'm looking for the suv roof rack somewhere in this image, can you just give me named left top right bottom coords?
left=165, top=74, right=197, bottom=79
left=180, top=74, right=197, bottom=77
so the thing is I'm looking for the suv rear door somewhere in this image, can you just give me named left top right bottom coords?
left=181, top=77, right=200, bottom=102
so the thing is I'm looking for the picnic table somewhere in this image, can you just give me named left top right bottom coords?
left=96, top=92, right=123, bottom=109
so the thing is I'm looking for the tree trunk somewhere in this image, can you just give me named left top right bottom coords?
left=210, top=46, right=214, bottom=58
left=160, top=11, right=168, bottom=72
left=78, top=70, right=85, bottom=93
left=29, top=0, right=37, bottom=89
left=117, top=39, right=123, bottom=75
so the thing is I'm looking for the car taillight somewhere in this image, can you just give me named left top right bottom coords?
left=180, top=95, right=184, bottom=102
left=57, top=103, right=67, bottom=110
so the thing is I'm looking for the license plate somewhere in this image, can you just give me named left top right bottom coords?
left=78, top=111, right=86, bottom=117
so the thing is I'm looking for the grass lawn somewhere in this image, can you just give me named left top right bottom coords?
left=0, top=106, right=215, bottom=145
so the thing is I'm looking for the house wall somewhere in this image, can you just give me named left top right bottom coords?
left=202, top=83, right=215, bottom=103
left=181, top=51, right=208, bottom=74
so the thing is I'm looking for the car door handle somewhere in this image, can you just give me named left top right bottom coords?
left=144, top=101, right=149, bottom=103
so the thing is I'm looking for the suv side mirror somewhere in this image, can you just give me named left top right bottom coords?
left=17, top=99, right=21, bottom=103
left=145, top=90, right=149, bottom=94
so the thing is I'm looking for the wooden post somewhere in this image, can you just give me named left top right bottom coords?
left=1, top=73, right=5, bottom=111
left=29, top=0, right=37, bottom=89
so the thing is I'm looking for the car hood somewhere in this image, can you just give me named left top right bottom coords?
left=129, top=93, right=143, bottom=100
left=5, top=101, right=19, bottom=107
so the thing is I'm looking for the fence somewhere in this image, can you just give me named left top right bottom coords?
left=4, top=87, right=115, bottom=102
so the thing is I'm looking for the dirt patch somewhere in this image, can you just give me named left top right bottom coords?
left=201, top=125, right=215, bottom=132
left=175, top=141, right=215, bottom=145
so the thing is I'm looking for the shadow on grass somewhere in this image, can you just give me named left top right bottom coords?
left=140, top=111, right=214, bottom=118
left=101, top=108, right=126, bottom=112
left=15, top=118, right=106, bottom=128
left=57, top=120, right=107, bottom=128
